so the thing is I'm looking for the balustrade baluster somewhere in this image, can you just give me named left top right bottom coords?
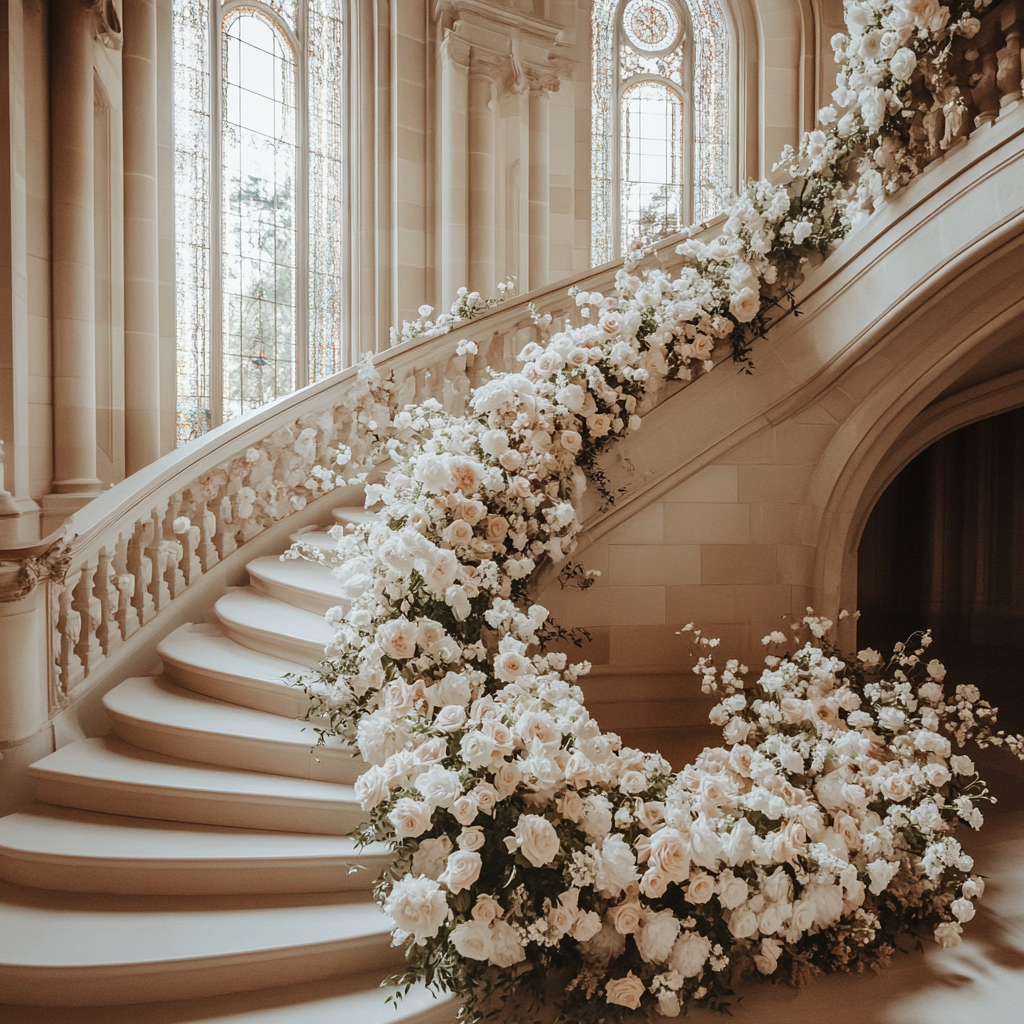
left=70, top=556, right=103, bottom=682
left=197, top=502, right=219, bottom=572
left=997, top=2, right=1023, bottom=104
left=161, top=500, right=188, bottom=598
left=113, top=530, right=140, bottom=640
left=128, top=516, right=156, bottom=625
left=93, top=546, right=121, bottom=657
left=54, top=570, right=83, bottom=699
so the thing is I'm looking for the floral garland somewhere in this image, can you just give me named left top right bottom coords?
left=292, top=1, right=1023, bottom=1019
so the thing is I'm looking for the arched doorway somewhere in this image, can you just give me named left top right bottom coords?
left=857, top=407, right=1024, bottom=731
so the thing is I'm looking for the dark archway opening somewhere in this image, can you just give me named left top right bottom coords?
left=857, top=406, right=1024, bottom=732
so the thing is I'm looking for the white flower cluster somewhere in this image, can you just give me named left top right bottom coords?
left=389, top=281, right=516, bottom=348
left=283, top=1, right=1018, bottom=1018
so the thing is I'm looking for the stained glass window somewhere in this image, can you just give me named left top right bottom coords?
left=591, top=0, right=729, bottom=265
left=172, top=0, right=345, bottom=446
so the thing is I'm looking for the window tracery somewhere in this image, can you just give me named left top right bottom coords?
left=591, top=0, right=729, bottom=264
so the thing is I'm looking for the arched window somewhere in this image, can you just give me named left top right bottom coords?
left=591, top=0, right=729, bottom=265
left=172, top=0, right=344, bottom=445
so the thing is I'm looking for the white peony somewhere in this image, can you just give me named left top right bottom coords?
left=384, top=875, right=450, bottom=944
left=594, top=833, right=640, bottom=897
left=411, top=836, right=453, bottom=879
left=637, top=908, right=682, bottom=964
left=668, top=931, right=712, bottom=979
left=488, top=919, right=526, bottom=967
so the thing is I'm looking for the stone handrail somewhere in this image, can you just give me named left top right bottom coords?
left=0, top=0, right=1020, bottom=745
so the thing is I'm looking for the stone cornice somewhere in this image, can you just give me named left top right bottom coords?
left=434, top=0, right=565, bottom=47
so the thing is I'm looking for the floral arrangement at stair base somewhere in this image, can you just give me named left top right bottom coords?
left=285, top=0, right=1024, bottom=1019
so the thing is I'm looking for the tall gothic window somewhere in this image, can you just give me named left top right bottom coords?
left=591, top=0, right=729, bottom=265
left=172, top=0, right=344, bottom=446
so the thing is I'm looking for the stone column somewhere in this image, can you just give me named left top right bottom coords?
left=467, top=62, right=497, bottom=298
left=528, top=80, right=551, bottom=290
left=47, top=0, right=102, bottom=504
left=121, top=0, right=162, bottom=474
left=439, top=31, right=470, bottom=305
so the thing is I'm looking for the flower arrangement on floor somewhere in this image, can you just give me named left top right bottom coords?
left=287, top=0, right=1024, bottom=1018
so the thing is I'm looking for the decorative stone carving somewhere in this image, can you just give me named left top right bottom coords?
left=88, top=0, right=123, bottom=50
left=0, top=532, right=74, bottom=603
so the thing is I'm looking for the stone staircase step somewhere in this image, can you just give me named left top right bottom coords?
left=103, top=676, right=364, bottom=784
left=246, top=554, right=347, bottom=616
left=0, top=804, right=389, bottom=896
left=214, top=589, right=334, bottom=665
left=331, top=507, right=379, bottom=527
left=288, top=529, right=341, bottom=555
left=29, top=737, right=363, bottom=835
left=1, top=971, right=455, bottom=1023
left=0, top=880, right=400, bottom=1007
left=158, top=623, right=312, bottom=718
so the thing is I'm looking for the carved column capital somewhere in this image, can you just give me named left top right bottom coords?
left=441, top=28, right=472, bottom=71
left=88, top=0, right=123, bottom=50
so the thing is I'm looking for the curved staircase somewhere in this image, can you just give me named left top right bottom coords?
left=0, top=507, right=454, bottom=1022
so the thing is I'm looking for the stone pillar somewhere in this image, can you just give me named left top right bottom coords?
left=467, top=63, right=496, bottom=298
left=47, top=0, right=102, bottom=506
left=528, top=81, right=550, bottom=290
left=439, top=31, right=470, bottom=305
left=121, top=0, right=162, bottom=474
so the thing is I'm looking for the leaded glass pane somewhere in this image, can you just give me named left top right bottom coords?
left=308, top=0, right=345, bottom=381
left=620, top=81, right=684, bottom=249
left=172, top=0, right=211, bottom=445
left=221, top=11, right=297, bottom=422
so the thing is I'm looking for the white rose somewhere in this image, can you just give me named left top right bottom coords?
left=580, top=794, right=613, bottom=839
left=460, top=730, right=496, bottom=770
left=493, top=759, right=523, bottom=798
left=636, top=908, right=681, bottom=964
left=439, top=849, right=482, bottom=894
left=648, top=828, right=691, bottom=883
left=729, top=288, right=760, bottom=323
left=388, top=798, right=432, bottom=839
left=451, top=919, right=494, bottom=960
left=433, top=704, right=467, bottom=733
left=657, top=990, right=681, bottom=1018
left=452, top=793, right=479, bottom=826
left=889, top=47, right=917, bottom=81
left=414, top=765, right=463, bottom=809
left=717, top=871, right=749, bottom=910
left=950, top=755, right=975, bottom=776
left=728, top=905, right=759, bottom=939
left=686, top=872, right=715, bottom=905
left=411, top=835, right=453, bottom=879
left=384, top=875, right=449, bottom=944
left=458, top=826, right=486, bottom=852
left=377, top=617, right=418, bottom=660
left=951, top=897, right=975, bottom=923
left=488, top=919, right=526, bottom=967
left=509, top=814, right=561, bottom=867
left=934, top=921, right=962, bottom=948
left=668, top=931, right=711, bottom=979
left=353, top=765, right=390, bottom=811
left=572, top=910, right=604, bottom=942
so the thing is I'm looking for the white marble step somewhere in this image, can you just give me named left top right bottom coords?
left=29, top=737, right=363, bottom=835
left=247, top=554, right=347, bottom=616
left=0, top=804, right=390, bottom=896
left=331, top=507, right=379, bottom=527
left=289, top=528, right=341, bottom=556
left=103, top=676, right=364, bottom=784
left=1, top=971, right=455, bottom=1023
left=0, top=880, right=400, bottom=1007
left=158, top=623, right=312, bottom=718
left=214, top=589, right=334, bottom=665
